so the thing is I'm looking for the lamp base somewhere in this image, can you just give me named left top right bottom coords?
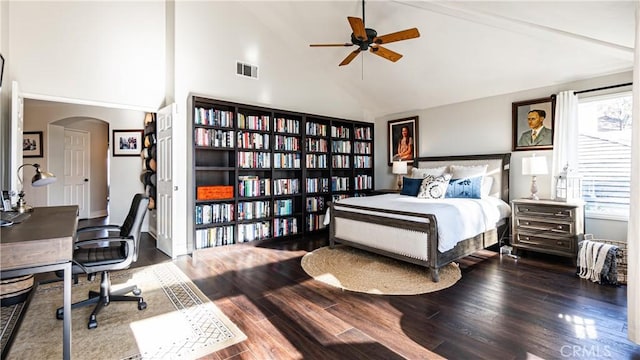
left=15, top=192, right=33, bottom=213
left=529, top=176, right=540, bottom=201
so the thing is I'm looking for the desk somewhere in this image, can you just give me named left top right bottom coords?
left=1, top=206, right=78, bottom=360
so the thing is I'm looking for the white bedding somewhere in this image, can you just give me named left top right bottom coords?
left=333, top=194, right=511, bottom=252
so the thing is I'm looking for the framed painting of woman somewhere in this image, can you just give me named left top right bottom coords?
left=388, top=116, right=418, bottom=166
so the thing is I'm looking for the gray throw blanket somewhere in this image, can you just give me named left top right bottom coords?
left=577, top=240, right=619, bottom=284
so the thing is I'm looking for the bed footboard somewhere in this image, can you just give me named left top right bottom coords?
left=330, top=202, right=444, bottom=281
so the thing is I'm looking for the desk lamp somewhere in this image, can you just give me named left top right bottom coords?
left=392, top=160, right=408, bottom=190
left=522, top=155, right=547, bottom=200
left=16, top=163, right=57, bottom=213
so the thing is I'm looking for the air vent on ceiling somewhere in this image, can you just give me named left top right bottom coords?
left=236, top=61, right=258, bottom=79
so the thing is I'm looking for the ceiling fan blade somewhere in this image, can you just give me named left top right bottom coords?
left=373, top=28, right=420, bottom=45
left=369, top=45, right=403, bottom=62
left=339, top=49, right=361, bottom=66
left=310, top=43, right=354, bottom=47
left=347, top=16, right=367, bottom=41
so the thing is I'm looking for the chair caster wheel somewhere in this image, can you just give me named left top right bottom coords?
left=88, top=317, right=98, bottom=329
left=56, top=309, right=64, bottom=320
left=138, top=301, right=147, bottom=311
left=133, top=288, right=141, bottom=296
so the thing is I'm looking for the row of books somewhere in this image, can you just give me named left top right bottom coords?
left=238, top=131, right=269, bottom=150
left=354, top=155, right=372, bottom=168
left=353, top=142, right=372, bottom=154
left=306, top=213, right=327, bottom=231
left=274, top=199, right=294, bottom=216
left=274, top=117, right=300, bottom=134
left=306, top=154, right=328, bottom=169
left=331, top=140, right=351, bottom=153
left=306, top=122, right=327, bottom=136
left=331, top=125, right=350, bottom=139
left=238, top=152, right=271, bottom=168
left=333, top=194, right=351, bottom=201
left=354, top=174, right=373, bottom=190
left=273, top=217, right=298, bottom=237
left=238, top=221, right=271, bottom=242
left=306, top=177, right=329, bottom=193
left=194, top=107, right=233, bottom=127
left=305, top=196, right=325, bottom=212
left=273, top=178, right=300, bottom=195
left=354, top=126, right=372, bottom=140
left=195, top=203, right=234, bottom=225
left=195, top=226, right=234, bottom=249
left=332, top=155, right=350, bottom=168
left=332, top=176, right=350, bottom=191
left=274, top=135, right=300, bottom=151
left=238, top=113, right=270, bottom=131
left=238, top=200, right=270, bottom=220
left=194, top=128, right=234, bottom=148
left=306, top=138, right=328, bottom=152
left=273, top=153, right=301, bottom=169
left=238, top=176, right=271, bottom=197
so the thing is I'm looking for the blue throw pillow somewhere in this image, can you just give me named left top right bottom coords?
left=445, top=176, right=483, bottom=199
left=400, top=177, right=422, bottom=196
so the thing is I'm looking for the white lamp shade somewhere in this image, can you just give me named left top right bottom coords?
left=522, top=156, right=548, bottom=176
left=392, top=161, right=408, bottom=175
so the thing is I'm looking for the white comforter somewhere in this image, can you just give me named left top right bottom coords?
left=333, top=194, right=511, bottom=252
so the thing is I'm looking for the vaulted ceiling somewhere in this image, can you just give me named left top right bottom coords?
left=238, top=1, right=635, bottom=118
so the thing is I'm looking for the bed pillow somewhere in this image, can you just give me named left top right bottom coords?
left=417, top=174, right=452, bottom=199
left=449, top=164, right=488, bottom=179
left=410, top=166, right=447, bottom=179
left=400, top=177, right=423, bottom=196
left=481, top=176, right=494, bottom=197
left=445, top=176, right=483, bottom=199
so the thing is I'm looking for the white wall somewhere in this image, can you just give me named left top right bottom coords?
left=376, top=70, right=633, bottom=241
left=7, top=1, right=165, bottom=110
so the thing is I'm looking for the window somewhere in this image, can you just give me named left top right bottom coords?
left=577, top=92, right=632, bottom=219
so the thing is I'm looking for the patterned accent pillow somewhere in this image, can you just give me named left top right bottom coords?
left=417, top=174, right=452, bottom=199
left=446, top=176, right=483, bottom=199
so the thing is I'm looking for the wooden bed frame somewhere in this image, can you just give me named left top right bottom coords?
left=329, top=153, right=511, bottom=282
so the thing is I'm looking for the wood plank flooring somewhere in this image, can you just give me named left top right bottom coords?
left=104, top=222, right=640, bottom=359
left=66, top=212, right=640, bottom=360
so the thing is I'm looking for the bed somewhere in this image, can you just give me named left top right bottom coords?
left=329, top=153, right=511, bottom=282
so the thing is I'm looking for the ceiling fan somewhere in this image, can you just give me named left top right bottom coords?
left=310, top=0, right=420, bottom=66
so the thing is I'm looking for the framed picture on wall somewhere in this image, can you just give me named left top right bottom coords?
left=23, top=131, right=43, bottom=158
left=512, top=96, right=556, bottom=151
left=388, top=116, right=419, bottom=165
left=113, top=129, right=143, bottom=157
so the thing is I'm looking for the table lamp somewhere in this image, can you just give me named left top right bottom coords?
left=522, top=155, right=547, bottom=200
left=16, top=163, right=57, bottom=213
left=392, top=160, right=408, bottom=190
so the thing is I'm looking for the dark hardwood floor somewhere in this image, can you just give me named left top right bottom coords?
left=84, top=218, right=640, bottom=359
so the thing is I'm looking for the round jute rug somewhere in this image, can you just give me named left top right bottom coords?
left=301, top=245, right=461, bottom=295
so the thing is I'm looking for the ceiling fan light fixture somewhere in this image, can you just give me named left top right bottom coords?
left=309, top=1, right=420, bottom=66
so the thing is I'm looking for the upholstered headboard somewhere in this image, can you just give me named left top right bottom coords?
left=413, top=153, right=511, bottom=203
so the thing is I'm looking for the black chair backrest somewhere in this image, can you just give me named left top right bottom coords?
left=120, top=193, right=149, bottom=262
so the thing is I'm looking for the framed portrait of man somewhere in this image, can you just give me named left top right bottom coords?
left=512, top=96, right=556, bottom=151
left=388, top=116, right=418, bottom=165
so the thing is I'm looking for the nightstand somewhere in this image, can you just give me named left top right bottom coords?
left=511, top=199, right=584, bottom=259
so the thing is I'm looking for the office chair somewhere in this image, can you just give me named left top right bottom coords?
left=56, top=193, right=149, bottom=329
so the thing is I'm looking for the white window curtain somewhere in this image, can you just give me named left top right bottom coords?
left=627, top=1, right=640, bottom=345
left=551, top=91, right=579, bottom=196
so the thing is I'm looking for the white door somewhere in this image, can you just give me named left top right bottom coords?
left=156, top=103, right=176, bottom=256
left=10, top=81, right=24, bottom=205
left=63, top=129, right=90, bottom=219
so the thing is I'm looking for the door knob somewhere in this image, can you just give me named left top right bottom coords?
left=84, top=179, right=89, bottom=182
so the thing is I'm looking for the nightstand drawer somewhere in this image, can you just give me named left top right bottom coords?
left=515, top=218, right=574, bottom=235
left=515, top=233, right=575, bottom=252
left=514, top=204, right=575, bottom=220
